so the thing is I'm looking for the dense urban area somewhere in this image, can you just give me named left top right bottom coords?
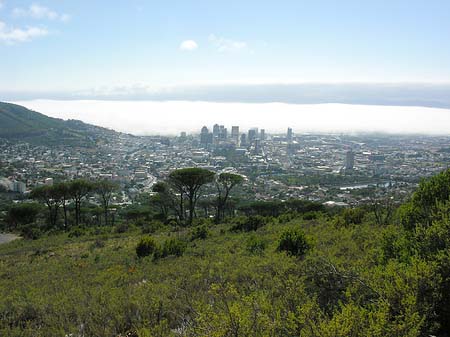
left=2, top=122, right=450, bottom=208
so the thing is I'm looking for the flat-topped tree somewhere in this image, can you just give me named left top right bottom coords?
left=215, top=173, right=244, bottom=222
left=53, top=182, right=71, bottom=229
left=31, top=185, right=63, bottom=229
left=152, top=181, right=176, bottom=220
left=68, top=179, right=95, bottom=227
left=95, top=180, right=119, bottom=226
left=168, top=167, right=215, bottom=225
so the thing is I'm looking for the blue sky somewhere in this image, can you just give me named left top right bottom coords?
left=1, top=0, right=450, bottom=95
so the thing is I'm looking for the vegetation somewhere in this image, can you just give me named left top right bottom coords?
left=277, top=228, right=310, bottom=257
left=136, top=236, right=158, bottom=258
left=0, top=102, right=115, bottom=147
left=2, top=169, right=450, bottom=335
left=168, top=168, right=215, bottom=225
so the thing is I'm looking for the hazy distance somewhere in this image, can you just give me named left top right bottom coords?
left=13, top=100, right=450, bottom=136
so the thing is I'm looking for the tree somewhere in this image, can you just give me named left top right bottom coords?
left=94, top=180, right=119, bottom=226
left=215, top=173, right=243, bottom=222
left=53, top=182, right=71, bottom=228
left=31, top=185, right=62, bottom=228
left=152, top=182, right=176, bottom=220
left=370, top=196, right=395, bottom=226
left=168, top=168, right=215, bottom=225
left=68, top=179, right=94, bottom=227
left=6, top=203, right=42, bottom=230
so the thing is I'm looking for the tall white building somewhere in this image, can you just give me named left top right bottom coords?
left=345, top=150, right=355, bottom=170
left=12, top=181, right=26, bottom=193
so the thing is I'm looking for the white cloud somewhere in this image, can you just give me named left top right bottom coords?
left=209, top=34, right=247, bottom=52
left=179, top=39, right=198, bottom=51
left=14, top=100, right=450, bottom=136
left=0, top=20, right=48, bottom=44
left=13, top=3, right=70, bottom=22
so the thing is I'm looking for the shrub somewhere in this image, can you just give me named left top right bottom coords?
left=191, top=225, right=209, bottom=241
left=90, top=239, right=106, bottom=250
left=303, top=211, right=319, bottom=220
left=136, top=236, right=158, bottom=258
left=278, top=212, right=298, bottom=224
left=277, top=228, right=310, bottom=257
left=161, top=238, right=186, bottom=258
left=246, top=235, right=267, bottom=255
left=153, top=238, right=187, bottom=260
left=141, top=220, right=164, bottom=234
left=20, top=225, right=43, bottom=240
left=333, top=208, right=366, bottom=227
left=115, top=223, right=129, bottom=233
left=68, top=227, right=85, bottom=238
left=231, top=215, right=267, bottom=232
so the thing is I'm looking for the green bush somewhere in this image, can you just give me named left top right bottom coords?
left=114, top=223, right=129, bottom=234
left=231, top=215, right=267, bottom=232
left=277, top=228, right=310, bottom=257
left=141, top=220, right=164, bottom=234
left=303, top=211, right=319, bottom=220
left=333, top=208, right=366, bottom=227
left=161, top=238, right=186, bottom=258
left=68, top=227, right=85, bottom=238
left=246, top=235, right=267, bottom=255
left=20, top=225, right=43, bottom=240
left=136, top=236, right=158, bottom=258
left=191, top=225, right=209, bottom=241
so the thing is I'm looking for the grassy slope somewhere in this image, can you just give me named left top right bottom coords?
left=0, top=217, right=389, bottom=337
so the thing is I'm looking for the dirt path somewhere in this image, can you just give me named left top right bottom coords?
left=0, top=234, right=20, bottom=245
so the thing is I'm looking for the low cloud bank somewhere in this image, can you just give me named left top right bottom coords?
left=13, top=100, right=450, bottom=136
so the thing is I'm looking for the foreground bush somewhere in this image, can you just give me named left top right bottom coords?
left=191, top=225, right=209, bottom=241
left=136, top=236, right=158, bottom=258
left=155, top=238, right=187, bottom=259
left=231, top=215, right=267, bottom=232
left=277, top=228, right=310, bottom=257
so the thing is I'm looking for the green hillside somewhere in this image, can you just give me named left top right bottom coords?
left=2, top=170, right=450, bottom=336
left=0, top=102, right=112, bottom=146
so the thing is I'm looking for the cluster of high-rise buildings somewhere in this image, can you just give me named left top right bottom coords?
left=199, top=124, right=293, bottom=149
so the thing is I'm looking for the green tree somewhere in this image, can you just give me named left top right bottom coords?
left=53, top=182, right=70, bottom=228
left=215, top=173, right=243, bottom=222
left=30, top=185, right=62, bottom=228
left=6, top=203, right=42, bottom=229
left=151, top=181, right=176, bottom=220
left=68, top=179, right=94, bottom=227
left=168, top=168, right=215, bottom=225
left=94, top=180, right=119, bottom=226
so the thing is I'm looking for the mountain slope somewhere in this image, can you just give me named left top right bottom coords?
left=0, top=102, right=116, bottom=146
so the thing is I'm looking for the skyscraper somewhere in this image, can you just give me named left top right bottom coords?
left=200, top=126, right=210, bottom=145
left=240, top=133, right=247, bottom=146
left=219, top=125, right=227, bottom=139
left=213, top=124, right=220, bottom=138
left=287, top=127, right=293, bottom=142
left=345, top=150, right=355, bottom=170
left=260, top=129, right=265, bottom=141
left=248, top=128, right=258, bottom=143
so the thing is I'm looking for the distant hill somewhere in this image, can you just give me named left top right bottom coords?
left=0, top=102, right=117, bottom=146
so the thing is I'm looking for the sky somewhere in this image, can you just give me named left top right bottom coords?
left=1, top=0, right=450, bottom=96
left=3, top=1, right=450, bottom=136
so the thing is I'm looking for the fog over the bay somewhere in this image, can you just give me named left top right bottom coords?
left=13, top=100, right=450, bottom=136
